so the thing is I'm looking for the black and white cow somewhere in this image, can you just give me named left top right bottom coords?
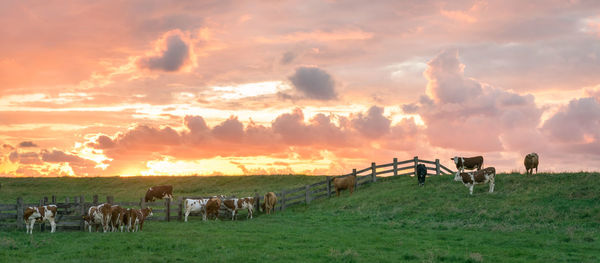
left=416, top=164, right=427, bottom=186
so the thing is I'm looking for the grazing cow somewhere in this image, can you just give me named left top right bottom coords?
left=223, top=197, right=255, bottom=220
left=332, top=174, right=356, bottom=197
left=83, top=206, right=101, bottom=232
left=24, top=205, right=57, bottom=234
left=205, top=197, right=222, bottom=220
left=109, top=205, right=127, bottom=232
left=524, top=153, right=539, bottom=175
left=184, top=198, right=209, bottom=222
left=416, top=164, right=427, bottom=186
left=126, top=207, right=152, bottom=232
left=455, top=167, right=496, bottom=195
left=144, top=185, right=173, bottom=202
left=261, top=192, right=277, bottom=215
left=451, top=156, right=484, bottom=175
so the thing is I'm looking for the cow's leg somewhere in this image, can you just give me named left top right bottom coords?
left=469, top=184, right=474, bottom=195
left=350, top=186, right=354, bottom=196
left=231, top=210, right=236, bottom=221
left=49, top=218, right=56, bottom=233
left=185, top=209, right=190, bottom=222
left=336, top=189, right=340, bottom=197
left=29, top=219, right=36, bottom=234
left=490, top=177, right=495, bottom=193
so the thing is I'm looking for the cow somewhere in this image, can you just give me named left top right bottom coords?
left=126, top=207, right=153, bottom=232
left=332, top=174, right=356, bottom=197
left=416, top=164, right=427, bottom=186
left=184, top=198, right=209, bottom=222
left=524, top=153, right=539, bottom=175
left=109, top=205, right=127, bottom=232
left=83, top=206, right=101, bottom=232
left=455, top=167, right=496, bottom=195
left=451, top=156, right=484, bottom=176
left=24, top=205, right=57, bottom=234
left=261, top=192, right=277, bottom=215
left=223, top=197, right=255, bottom=220
left=144, top=185, right=173, bottom=202
left=205, top=197, right=222, bottom=220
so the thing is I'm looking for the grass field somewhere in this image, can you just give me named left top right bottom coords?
left=1, top=173, right=599, bottom=262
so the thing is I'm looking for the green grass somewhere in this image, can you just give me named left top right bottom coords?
left=1, top=173, right=599, bottom=262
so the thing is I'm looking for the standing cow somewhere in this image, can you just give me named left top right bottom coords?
left=332, top=174, right=356, bottom=197
left=24, top=205, right=57, bottom=234
left=416, top=164, right=427, bottom=186
left=451, top=156, right=484, bottom=176
left=455, top=167, right=496, bottom=195
left=144, top=185, right=173, bottom=202
left=261, top=192, right=277, bottom=215
left=524, top=153, right=539, bottom=175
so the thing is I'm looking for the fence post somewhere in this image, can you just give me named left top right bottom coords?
left=254, top=192, right=260, bottom=214
left=17, top=197, right=24, bottom=230
left=281, top=191, right=286, bottom=211
left=51, top=195, right=56, bottom=204
left=371, top=162, right=377, bottom=182
left=178, top=197, right=183, bottom=221
left=141, top=198, right=146, bottom=209
left=393, top=158, right=398, bottom=176
left=413, top=156, right=419, bottom=177
left=39, top=199, right=45, bottom=232
left=326, top=176, right=332, bottom=198
left=79, top=195, right=85, bottom=231
left=435, top=159, right=441, bottom=175
left=107, top=196, right=114, bottom=204
left=65, top=197, right=70, bottom=203
left=305, top=185, right=311, bottom=205
left=165, top=198, right=170, bottom=222
left=353, top=169, right=357, bottom=190
left=93, top=195, right=98, bottom=205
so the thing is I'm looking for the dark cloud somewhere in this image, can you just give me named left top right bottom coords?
left=280, top=51, right=296, bottom=64
left=212, top=116, right=244, bottom=142
left=401, top=103, right=419, bottom=114
left=8, top=151, right=42, bottom=165
left=288, top=67, right=337, bottom=100
left=351, top=106, right=391, bottom=139
left=137, top=33, right=190, bottom=72
left=18, top=141, right=38, bottom=148
left=542, top=97, right=600, bottom=144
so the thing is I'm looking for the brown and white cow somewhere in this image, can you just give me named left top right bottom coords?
left=109, top=205, right=127, bottom=232
left=451, top=156, right=484, bottom=175
left=524, top=153, right=539, bottom=175
left=261, top=192, right=277, bottom=215
left=332, top=174, right=356, bottom=197
left=184, top=198, right=209, bottom=222
left=455, top=167, right=496, bottom=195
left=144, top=185, right=173, bottom=202
left=223, top=197, right=255, bottom=220
left=24, top=205, right=57, bottom=234
left=82, top=206, right=101, bottom=232
left=127, top=207, right=153, bottom=232
left=205, top=197, right=221, bottom=220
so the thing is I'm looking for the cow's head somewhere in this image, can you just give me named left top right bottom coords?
left=450, top=157, right=459, bottom=165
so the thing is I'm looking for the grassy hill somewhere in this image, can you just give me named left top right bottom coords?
left=1, top=173, right=599, bottom=262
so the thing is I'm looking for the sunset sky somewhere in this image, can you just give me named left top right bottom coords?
left=2, top=0, right=600, bottom=177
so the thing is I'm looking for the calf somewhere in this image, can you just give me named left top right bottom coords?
left=96, top=203, right=112, bottom=233
left=451, top=156, right=483, bottom=175
left=126, top=208, right=152, bottom=232
left=261, top=192, right=277, bottom=215
left=205, top=197, right=222, bottom=220
left=416, top=164, right=427, bottom=186
left=524, top=153, right=539, bottom=175
left=223, top=197, right=255, bottom=220
left=455, top=167, right=496, bottom=195
left=332, top=174, right=356, bottom=197
left=83, top=206, right=101, bottom=232
left=144, top=185, right=173, bottom=202
left=184, top=198, right=209, bottom=222
left=109, top=205, right=127, bottom=232
left=24, top=205, right=57, bottom=234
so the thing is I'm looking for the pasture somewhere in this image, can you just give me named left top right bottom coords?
left=1, top=173, right=599, bottom=262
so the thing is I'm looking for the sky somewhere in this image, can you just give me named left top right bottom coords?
left=1, top=0, right=600, bottom=177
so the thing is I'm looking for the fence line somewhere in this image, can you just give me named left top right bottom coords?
left=0, top=156, right=455, bottom=230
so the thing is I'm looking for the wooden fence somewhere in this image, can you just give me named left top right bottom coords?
left=0, top=156, right=454, bottom=230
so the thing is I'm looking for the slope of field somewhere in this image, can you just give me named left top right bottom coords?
left=0, top=175, right=324, bottom=203
left=1, top=173, right=599, bottom=262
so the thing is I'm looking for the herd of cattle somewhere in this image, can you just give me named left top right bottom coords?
left=22, top=153, right=540, bottom=234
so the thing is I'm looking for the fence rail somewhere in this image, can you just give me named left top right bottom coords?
left=0, top=156, right=455, bottom=231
